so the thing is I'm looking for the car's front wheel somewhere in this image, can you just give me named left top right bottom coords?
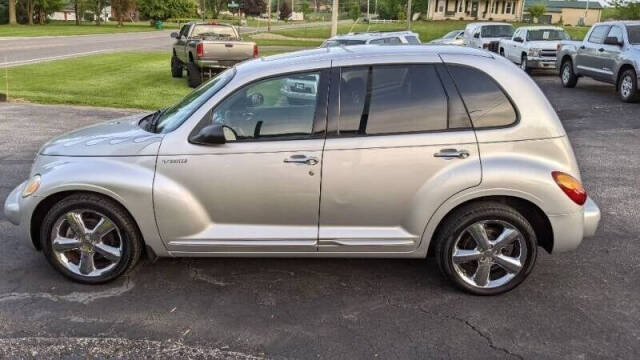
left=435, top=202, right=538, bottom=295
left=520, top=55, right=532, bottom=74
left=40, top=193, right=143, bottom=284
left=618, top=69, right=640, bottom=103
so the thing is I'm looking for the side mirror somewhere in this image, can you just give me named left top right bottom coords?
left=247, top=93, right=264, bottom=107
left=474, top=33, right=480, bottom=39
left=170, top=32, right=179, bottom=39
left=190, top=124, right=226, bottom=145
left=604, top=36, right=623, bottom=46
left=514, top=37, right=523, bottom=43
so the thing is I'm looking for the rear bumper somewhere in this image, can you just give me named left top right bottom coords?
left=195, top=59, right=243, bottom=69
left=548, top=197, right=601, bottom=253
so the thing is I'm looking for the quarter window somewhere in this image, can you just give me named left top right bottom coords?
left=405, top=35, right=420, bottom=44
left=588, top=25, right=610, bottom=44
left=338, top=64, right=467, bottom=135
left=446, top=65, right=517, bottom=128
left=207, top=71, right=322, bottom=141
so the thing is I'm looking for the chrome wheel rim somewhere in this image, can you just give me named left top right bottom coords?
left=562, top=65, right=571, bottom=84
left=621, top=75, right=633, bottom=98
left=452, top=220, right=527, bottom=289
left=51, top=210, right=123, bottom=278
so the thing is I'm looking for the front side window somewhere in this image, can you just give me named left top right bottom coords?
left=607, top=26, right=624, bottom=43
left=588, top=25, right=610, bottom=44
left=338, top=64, right=452, bottom=135
left=405, top=35, right=420, bottom=44
left=628, top=25, right=640, bottom=44
left=446, top=65, right=517, bottom=128
left=207, top=71, right=322, bottom=141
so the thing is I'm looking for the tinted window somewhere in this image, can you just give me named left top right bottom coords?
left=607, top=26, right=624, bottom=43
left=628, top=25, right=640, bottom=44
left=446, top=65, right=517, bottom=128
left=481, top=25, right=514, bottom=38
left=405, top=35, right=420, bottom=44
left=588, top=25, right=610, bottom=44
left=208, top=71, right=321, bottom=141
left=338, top=65, right=451, bottom=135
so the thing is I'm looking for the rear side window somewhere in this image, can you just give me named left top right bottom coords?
left=405, top=36, right=420, bottom=44
left=338, top=64, right=470, bottom=135
left=446, top=65, right=517, bottom=128
left=588, top=25, right=610, bottom=44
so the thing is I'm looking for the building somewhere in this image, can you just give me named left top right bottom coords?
left=425, top=0, right=525, bottom=21
left=523, top=0, right=602, bottom=26
left=49, top=3, right=76, bottom=21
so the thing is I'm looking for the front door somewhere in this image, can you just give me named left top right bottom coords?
left=318, top=63, right=481, bottom=253
left=154, top=70, right=329, bottom=253
left=577, top=25, right=611, bottom=80
left=600, top=25, right=624, bottom=82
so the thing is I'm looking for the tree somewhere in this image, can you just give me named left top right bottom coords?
left=278, top=0, right=290, bottom=20
left=9, top=0, right=16, bottom=24
left=71, top=0, right=89, bottom=25
left=243, top=0, right=266, bottom=16
left=204, top=0, right=226, bottom=18
left=112, top=0, right=135, bottom=26
left=349, top=2, right=360, bottom=21
left=611, top=0, right=640, bottom=20
left=138, top=0, right=196, bottom=21
left=527, top=4, right=546, bottom=23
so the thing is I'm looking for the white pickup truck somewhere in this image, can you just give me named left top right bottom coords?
left=498, top=26, right=571, bottom=74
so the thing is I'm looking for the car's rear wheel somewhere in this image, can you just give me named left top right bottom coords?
left=187, top=62, right=202, bottom=88
left=435, top=202, right=538, bottom=295
left=618, top=69, right=640, bottom=103
left=40, top=193, right=143, bottom=284
left=561, top=60, right=578, bottom=88
left=171, top=55, right=183, bottom=78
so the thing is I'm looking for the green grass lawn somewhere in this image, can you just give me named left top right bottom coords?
left=0, top=21, right=178, bottom=37
left=0, top=49, right=295, bottom=110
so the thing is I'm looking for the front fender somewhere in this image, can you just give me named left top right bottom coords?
left=31, top=155, right=169, bottom=256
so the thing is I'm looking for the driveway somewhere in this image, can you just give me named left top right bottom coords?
left=0, top=76, right=639, bottom=359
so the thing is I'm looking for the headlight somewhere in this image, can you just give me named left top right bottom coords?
left=22, top=174, right=41, bottom=198
left=528, top=48, right=541, bottom=57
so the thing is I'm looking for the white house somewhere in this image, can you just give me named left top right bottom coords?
left=426, top=0, right=525, bottom=21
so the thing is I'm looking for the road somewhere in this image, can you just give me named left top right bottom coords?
left=0, top=76, right=639, bottom=359
left=0, top=21, right=348, bottom=68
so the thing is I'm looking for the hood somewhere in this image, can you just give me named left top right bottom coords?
left=526, top=40, right=561, bottom=50
left=40, top=113, right=164, bottom=157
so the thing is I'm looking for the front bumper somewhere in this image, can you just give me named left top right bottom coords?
left=3, top=180, right=24, bottom=225
left=3, top=180, right=39, bottom=249
left=548, top=197, right=601, bottom=253
left=527, top=57, right=557, bottom=69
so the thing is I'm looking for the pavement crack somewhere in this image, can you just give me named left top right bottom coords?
left=0, top=279, right=134, bottom=305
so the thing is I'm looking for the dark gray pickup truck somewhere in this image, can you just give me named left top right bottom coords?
left=557, top=21, right=640, bottom=102
left=171, top=22, right=257, bottom=87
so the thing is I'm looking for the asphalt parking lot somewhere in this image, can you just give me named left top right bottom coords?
left=0, top=75, right=639, bottom=359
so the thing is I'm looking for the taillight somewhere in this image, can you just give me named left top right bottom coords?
left=196, top=43, right=204, bottom=58
left=253, top=44, right=259, bottom=58
left=552, top=171, right=587, bottom=205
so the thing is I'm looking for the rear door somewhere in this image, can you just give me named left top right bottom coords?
left=318, top=61, right=481, bottom=253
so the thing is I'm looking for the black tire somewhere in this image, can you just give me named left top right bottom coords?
left=171, top=55, right=183, bottom=78
left=40, top=193, right=143, bottom=284
left=434, top=202, right=538, bottom=296
left=560, top=59, right=578, bottom=88
left=499, top=48, right=505, bottom=57
left=521, top=55, right=532, bottom=74
left=618, top=69, right=640, bottom=103
left=187, top=62, right=202, bottom=88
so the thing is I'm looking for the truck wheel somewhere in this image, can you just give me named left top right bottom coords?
left=171, top=55, right=183, bottom=78
left=499, top=48, right=505, bottom=57
left=187, top=62, right=202, bottom=88
left=618, top=69, right=640, bottom=103
left=561, top=60, right=578, bottom=88
left=520, top=55, right=532, bottom=74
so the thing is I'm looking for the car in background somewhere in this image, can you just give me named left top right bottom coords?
left=320, top=31, right=421, bottom=47
left=4, top=45, right=600, bottom=295
left=464, top=22, right=515, bottom=51
left=499, top=26, right=571, bottom=73
left=430, top=30, right=465, bottom=45
left=557, top=21, right=640, bottom=102
left=171, top=22, right=258, bottom=88
left=280, top=73, right=320, bottom=104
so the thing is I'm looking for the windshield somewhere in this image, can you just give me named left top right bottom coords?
left=152, top=69, right=235, bottom=133
left=628, top=25, right=640, bottom=44
left=444, top=30, right=461, bottom=39
left=191, top=25, right=237, bottom=39
left=481, top=25, right=514, bottom=38
left=527, top=29, right=570, bottom=41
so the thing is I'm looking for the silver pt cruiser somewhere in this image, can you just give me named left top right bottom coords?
left=4, top=46, right=600, bottom=295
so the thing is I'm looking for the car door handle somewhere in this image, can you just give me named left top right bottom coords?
left=284, top=154, right=318, bottom=165
left=579, top=45, right=586, bottom=49
left=434, top=149, right=470, bottom=159
left=598, top=48, right=605, bottom=52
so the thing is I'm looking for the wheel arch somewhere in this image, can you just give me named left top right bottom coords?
left=427, top=195, right=554, bottom=257
left=616, top=63, right=636, bottom=89
left=30, top=190, right=146, bottom=252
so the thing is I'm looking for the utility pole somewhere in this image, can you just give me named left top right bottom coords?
left=367, top=0, right=370, bottom=22
left=584, top=0, right=590, bottom=25
left=406, top=0, right=412, bottom=30
left=331, top=0, right=338, bottom=37
left=268, top=0, right=271, bottom=30
left=201, top=0, right=206, bottom=21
